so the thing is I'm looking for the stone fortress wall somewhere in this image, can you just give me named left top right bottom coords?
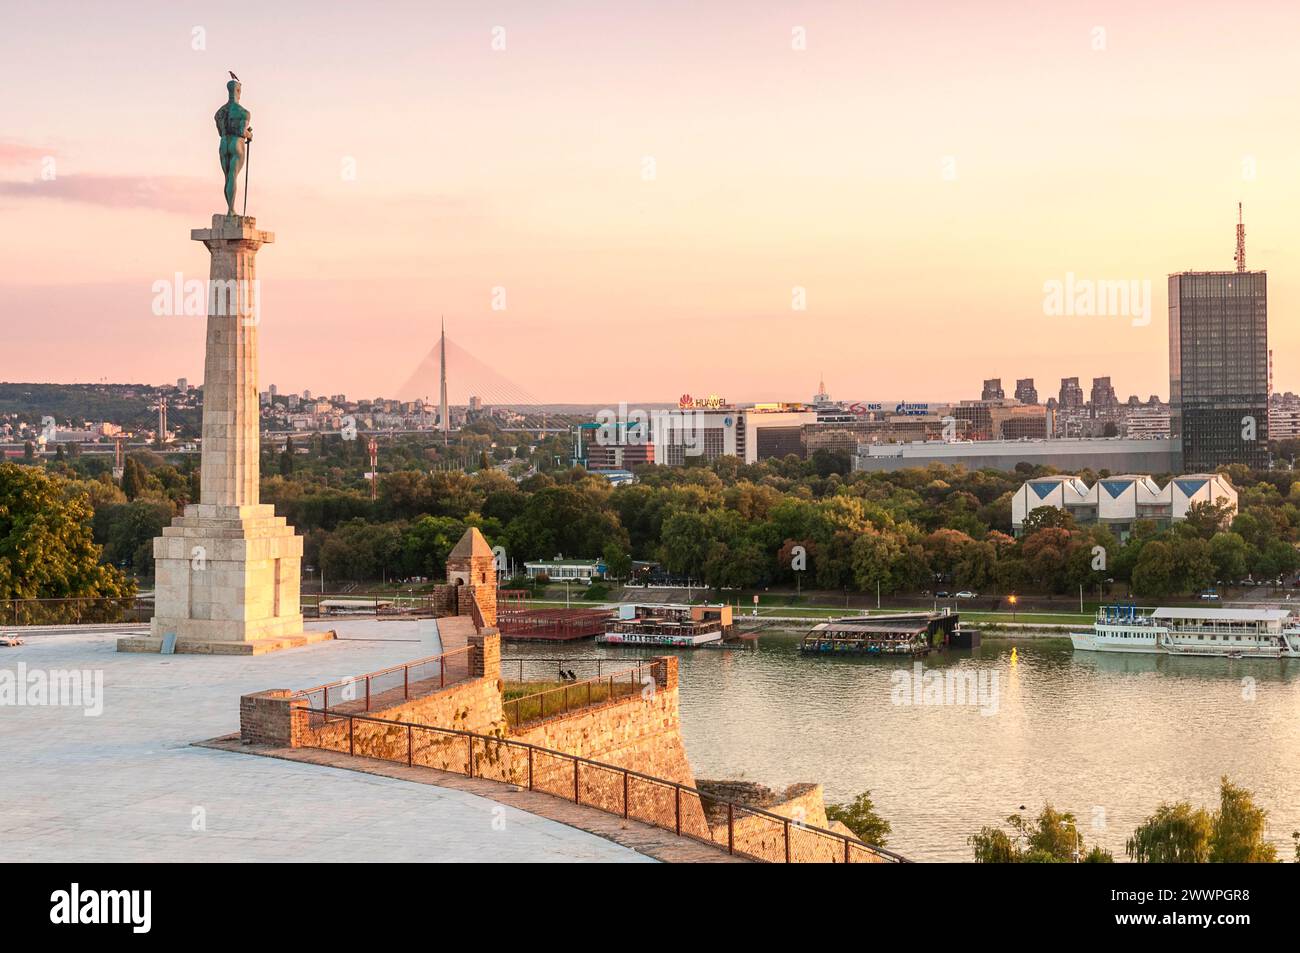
left=239, top=528, right=860, bottom=859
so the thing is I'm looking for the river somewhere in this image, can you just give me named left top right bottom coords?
left=503, top=632, right=1300, bottom=861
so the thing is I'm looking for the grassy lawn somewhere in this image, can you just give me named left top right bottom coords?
left=501, top=679, right=639, bottom=727
left=740, top=605, right=1093, bottom=625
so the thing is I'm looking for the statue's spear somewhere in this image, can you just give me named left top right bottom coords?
left=242, top=136, right=251, bottom=217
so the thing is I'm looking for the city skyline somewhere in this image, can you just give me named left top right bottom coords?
left=6, top=2, right=1300, bottom=887
left=5, top=2, right=1300, bottom=402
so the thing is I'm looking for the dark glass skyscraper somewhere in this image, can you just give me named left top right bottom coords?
left=1168, top=271, right=1269, bottom=471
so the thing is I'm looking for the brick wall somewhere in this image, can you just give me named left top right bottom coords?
left=505, top=657, right=710, bottom=836
left=239, top=636, right=503, bottom=751
left=237, top=652, right=863, bottom=858
left=299, top=676, right=508, bottom=769
left=425, top=585, right=458, bottom=616
left=468, top=630, right=500, bottom=679
left=239, top=689, right=303, bottom=746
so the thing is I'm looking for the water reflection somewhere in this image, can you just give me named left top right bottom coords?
left=503, top=635, right=1300, bottom=861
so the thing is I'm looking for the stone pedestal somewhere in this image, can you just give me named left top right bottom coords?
left=122, top=216, right=319, bottom=655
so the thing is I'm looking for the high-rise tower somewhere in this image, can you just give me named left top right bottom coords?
left=1169, top=207, right=1268, bottom=470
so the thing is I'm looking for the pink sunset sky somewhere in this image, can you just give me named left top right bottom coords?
left=3, top=0, right=1299, bottom=404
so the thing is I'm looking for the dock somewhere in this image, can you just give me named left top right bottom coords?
left=496, top=591, right=613, bottom=642
left=799, top=612, right=960, bottom=656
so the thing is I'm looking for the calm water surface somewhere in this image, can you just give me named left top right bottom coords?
left=504, top=635, right=1300, bottom=861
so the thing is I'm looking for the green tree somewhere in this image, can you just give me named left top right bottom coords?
left=1132, top=540, right=1175, bottom=597
left=1183, top=499, right=1235, bottom=538
left=1127, top=802, right=1213, bottom=863
left=318, top=519, right=407, bottom=582
left=0, top=464, right=135, bottom=599
left=851, top=527, right=903, bottom=594
left=602, top=542, right=632, bottom=582
left=658, top=510, right=711, bottom=581
left=1020, top=505, right=1075, bottom=536
left=1208, top=531, right=1249, bottom=583
left=1210, top=776, right=1277, bottom=863
left=93, top=500, right=175, bottom=574
left=825, top=790, right=891, bottom=847
left=280, top=437, right=295, bottom=476
left=1019, top=527, right=1077, bottom=593
left=400, top=515, right=468, bottom=579
left=120, top=455, right=151, bottom=500
left=970, top=804, right=1109, bottom=863
left=1128, top=778, right=1277, bottom=863
left=1168, top=532, right=1215, bottom=594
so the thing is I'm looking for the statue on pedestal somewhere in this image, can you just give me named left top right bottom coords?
left=215, top=73, right=252, bottom=216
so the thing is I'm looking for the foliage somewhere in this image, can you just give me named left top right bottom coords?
left=24, top=439, right=1300, bottom=595
left=1126, top=777, right=1276, bottom=863
left=1126, top=801, right=1213, bottom=863
left=969, top=803, right=1110, bottom=863
left=824, top=790, right=891, bottom=847
left=0, top=463, right=135, bottom=600
left=1210, top=777, right=1277, bottom=863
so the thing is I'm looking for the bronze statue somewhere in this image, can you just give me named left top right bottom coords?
left=214, top=75, right=252, bottom=216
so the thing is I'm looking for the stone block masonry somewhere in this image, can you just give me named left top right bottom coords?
left=240, top=634, right=506, bottom=753
left=238, top=649, right=873, bottom=859
left=124, top=214, right=309, bottom=655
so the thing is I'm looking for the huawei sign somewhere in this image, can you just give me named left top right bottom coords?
left=678, top=393, right=727, bottom=410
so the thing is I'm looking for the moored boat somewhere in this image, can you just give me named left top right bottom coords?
left=1070, top=605, right=1300, bottom=658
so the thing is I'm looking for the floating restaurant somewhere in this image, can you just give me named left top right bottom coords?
left=800, top=612, right=960, bottom=656
left=597, top=604, right=734, bottom=648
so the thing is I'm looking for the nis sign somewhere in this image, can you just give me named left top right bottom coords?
left=678, top=393, right=727, bottom=409
left=848, top=401, right=932, bottom=417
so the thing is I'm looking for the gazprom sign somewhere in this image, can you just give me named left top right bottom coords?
left=848, top=401, right=933, bottom=417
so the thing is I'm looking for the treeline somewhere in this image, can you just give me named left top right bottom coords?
left=970, top=777, right=1293, bottom=863
left=259, top=455, right=1300, bottom=596
left=24, top=447, right=1300, bottom=596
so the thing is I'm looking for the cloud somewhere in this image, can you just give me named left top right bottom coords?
left=0, top=140, right=50, bottom=167
left=0, top=174, right=211, bottom=213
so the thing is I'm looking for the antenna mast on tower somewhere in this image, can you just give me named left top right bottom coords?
left=1234, top=202, right=1246, bottom=273
left=439, top=315, right=449, bottom=446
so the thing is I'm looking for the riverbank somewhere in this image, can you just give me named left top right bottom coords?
left=502, top=631, right=1300, bottom=861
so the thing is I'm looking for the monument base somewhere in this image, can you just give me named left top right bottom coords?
left=129, top=503, right=308, bottom=654
left=116, top=629, right=335, bottom=656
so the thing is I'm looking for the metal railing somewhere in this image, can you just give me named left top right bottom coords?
left=294, top=646, right=473, bottom=725
left=0, top=596, right=151, bottom=627
left=502, top=660, right=662, bottom=727
left=297, top=707, right=908, bottom=864
left=499, top=656, right=649, bottom=682
left=467, top=593, right=486, bottom=633
left=301, top=592, right=453, bottom=620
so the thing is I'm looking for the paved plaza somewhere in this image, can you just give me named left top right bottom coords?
left=0, top=623, right=652, bottom=863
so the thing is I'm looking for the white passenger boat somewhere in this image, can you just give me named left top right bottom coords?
left=1071, top=605, right=1300, bottom=658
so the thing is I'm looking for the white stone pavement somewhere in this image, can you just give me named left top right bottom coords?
left=0, top=622, right=652, bottom=862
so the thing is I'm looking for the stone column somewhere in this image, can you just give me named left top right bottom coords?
left=197, top=215, right=267, bottom=506
left=122, top=215, right=318, bottom=655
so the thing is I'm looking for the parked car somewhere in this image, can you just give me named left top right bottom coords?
left=1199, top=591, right=1221, bottom=601
left=955, top=590, right=977, bottom=599
left=935, top=590, right=950, bottom=598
